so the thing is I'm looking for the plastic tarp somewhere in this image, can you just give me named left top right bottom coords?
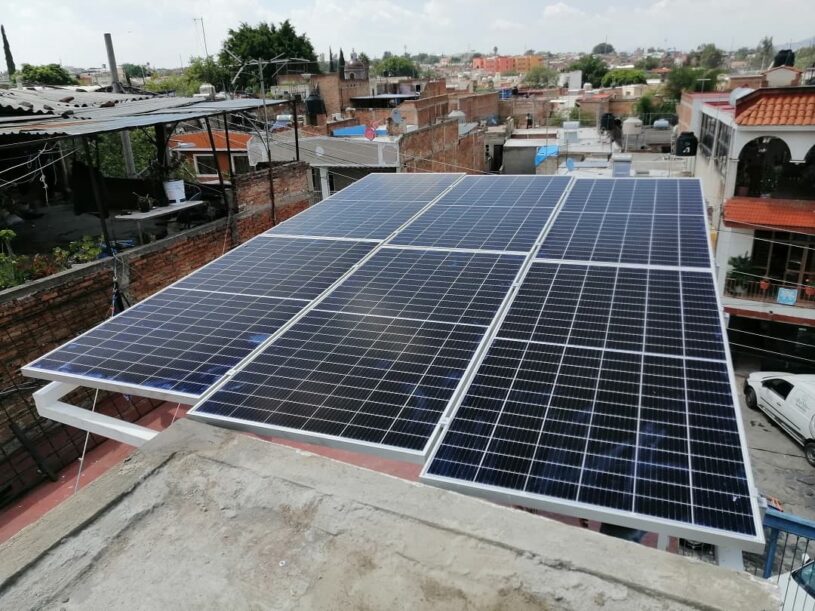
left=331, top=125, right=387, bottom=137
left=534, top=145, right=559, bottom=167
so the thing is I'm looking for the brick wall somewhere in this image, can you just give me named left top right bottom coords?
left=0, top=161, right=313, bottom=505
left=400, top=120, right=486, bottom=174
left=310, top=74, right=370, bottom=118
left=420, top=80, right=447, bottom=98
left=450, top=92, right=499, bottom=123
left=498, top=97, right=552, bottom=126
left=398, top=95, right=450, bottom=128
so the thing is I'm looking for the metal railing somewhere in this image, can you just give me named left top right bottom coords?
left=755, top=509, right=815, bottom=610
left=725, top=276, right=815, bottom=309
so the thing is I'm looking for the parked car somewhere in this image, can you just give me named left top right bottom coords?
left=744, top=373, right=815, bottom=466
left=777, top=558, right=815, bottom=611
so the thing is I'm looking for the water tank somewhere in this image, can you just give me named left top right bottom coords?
left=772, top=49, right=795, bottom=68
left=198, top=83, right=216, bottom=100
left=653, top=118, right=670, bottom=130
left=583, top=82, right=593, bottom=92
left=675, top=132, right=698, bottom=157
left=448, top=109, right=466, bottom=123
left=622, top=117, right=643, bottom=136
left=305, top=91, right=326, bottom=116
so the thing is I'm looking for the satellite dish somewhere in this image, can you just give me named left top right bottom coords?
left=566, top=158, right=576, bottom=172
left=315, top=146, right=325, bottom=157
left=390, top=109, right=403, bottom=125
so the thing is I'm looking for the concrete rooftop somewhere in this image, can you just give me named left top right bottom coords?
left=0, top=420, right=777, bottom=609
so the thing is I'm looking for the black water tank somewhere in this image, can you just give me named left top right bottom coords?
left=305, top=91, right=326, bottom=116
left=676, top=132, right=698, bottom=157
left=600, top=112, right=615, bottom=131
left=772, top=49, right=796, bottom=68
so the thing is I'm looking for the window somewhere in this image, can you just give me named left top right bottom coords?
left=792, top=561, right=815, bottom=598
left=194, top=154, right=218, bottom=176
left=714, top=125, right=731, bottom=173
left=232, top=154, right=250, bottom=175
left=764, top=378, right=794, bottom=400
left=699, top=114, right=716, bottom=157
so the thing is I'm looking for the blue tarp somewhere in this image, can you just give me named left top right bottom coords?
left=331, top=125, right=388, bottom=137
left=534, top=145, right=559, bottom=166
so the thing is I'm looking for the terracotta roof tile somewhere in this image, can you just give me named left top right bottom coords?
left=724, top=197, right=815, bottom=230
left=736, top=90, right=815, bottom=126
left=169, top=130, right=251, bottom=151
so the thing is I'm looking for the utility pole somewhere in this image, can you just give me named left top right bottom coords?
left=256, top=59, right=277, bottom=225
left=291, top=95, right=300, bottom=161
left=104, top=33, right=136, bottom=178
left=194, top=18, right=209, bottom=58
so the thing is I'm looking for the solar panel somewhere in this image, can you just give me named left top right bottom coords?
left=538, top=178, right=711, bottom=267
left=28, top=288, right=305, bottom=397
left=318, top=248, right=524, bottom=326
left=267, top=173, right=463, bottom=240
left=390, top=175, right=570, bottom=252
left=174, top=236, right=374, bottom=300
left=25, top=236, right=376, bottom=398
left=190, top=310, right=486, bottom=457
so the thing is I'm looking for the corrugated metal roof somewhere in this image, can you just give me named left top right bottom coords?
left=257, top=135, right=399, bottom=167
left=0, top=88, right=153, bottom=115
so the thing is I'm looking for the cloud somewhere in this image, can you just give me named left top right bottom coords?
left=542, top=2, right=584, bottom=17
left=491, top=19, right=525, bottom=32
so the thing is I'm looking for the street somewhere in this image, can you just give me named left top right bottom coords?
left=735, top=373, right=815, bottom=521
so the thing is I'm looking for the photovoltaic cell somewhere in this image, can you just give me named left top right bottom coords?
left=390, top=175, right=570, bottom=252
left=266, top=173, right=462, bottom=240
left=174, top=236, right=375, bottom=300
left=192, top=310, right=486, bottom=453
left=318, top=248, right=524, bottom=326
left=28, top=288, right=305, bottom=396
left=537, top=178, right=711, bottom=267
left=425, top=339, right=756, bottom=536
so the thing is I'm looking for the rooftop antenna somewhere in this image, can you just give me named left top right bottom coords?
left=193, top=17, right=209, bottom=58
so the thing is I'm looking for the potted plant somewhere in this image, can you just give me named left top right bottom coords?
left=727, top=254, right=754, bottom=295
left=161, top=155, right=196, bottom=205
left=805, top=278, right=815, bottom=297
left=759, top=278, right=771, bottom=291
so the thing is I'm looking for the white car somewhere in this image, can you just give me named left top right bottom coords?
left=777, top=559, right=815, bottom=611
left=743, top=373, right=815, bottom=467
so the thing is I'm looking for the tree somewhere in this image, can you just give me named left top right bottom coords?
left=796, top=46, right=815, bottom=70
left=567, top=55, right=609, bottom=87
left=144, top=72, right=201, bottom=96
left=687, top=43, right=724, bottom=69
left=187, top=56, right=228, bottom=89
left=758, top=36, right=775, bottom=69
left=471, top=52, right=483, bottom=59
left=601, top=68, right=646, bottom=87
left=219, top=20, right=319, bottom=90
left=19, top=63, right=76, bottom=85
left=358, top=52, right=370, bottom=66
left=523, top=65, right=557, bottom=87
left=634, top=56, right=659, bottom=71
left=524, top=49, right=536, bottom=56
left=664, top=66, right=721, bottom=99
left=492, top=46, right=498, bottom=56
left=734, top=47, right=751, bottom=61
left=1, top=25, right=14, bottom=77
left=121, top=63, right=152, bottom=80
left=372, top=56, right=418, bottom=77
left=592, top=42, right=615, bottom=55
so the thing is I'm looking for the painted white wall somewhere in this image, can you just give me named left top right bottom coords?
left=715, top=225, right=755, bottom=291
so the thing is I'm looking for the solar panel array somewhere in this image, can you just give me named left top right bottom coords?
left=25, top=173, right=762, bottom=548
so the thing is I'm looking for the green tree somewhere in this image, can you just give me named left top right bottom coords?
left=601, top=68, right=647, bottom=87
left=592, top=42, right=615, bottom=55
left=796, top=46, right=815, bottom=69
left=687, top=43, right=724, bottom=69
left=664, top=66, right=721, bottom=99
left=121, top=63, right=152, bottom=80
left=358, top=52, right=370, bottom=66
left=757, top=36, right=775, bottom=68
left=1, top=25, right=14, bottom=77
left=219, top=20, right=319, bottom=90
left=523, top=65, right=557, bottom=87
left=144, top=72, right=201, bottom=96
left=19, top=63, right=77, bottom=85
left=568, top=55, right=609, bottom=87
left=372, top=56, right=418, bottom=77
left=734, top=47, right=751, bottom=61
left=187, top=56, right=228, bottom=89
left=524, top=49, right=535, bottom=56
left=634, top=57, right=659, bottom=71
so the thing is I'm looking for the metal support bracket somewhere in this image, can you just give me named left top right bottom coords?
left=33, top=381, right=157, bottom=448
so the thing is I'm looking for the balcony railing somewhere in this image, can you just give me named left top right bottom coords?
left=724, top=276, right=815, bottom=309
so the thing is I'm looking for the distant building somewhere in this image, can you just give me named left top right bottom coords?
left=344, top=50, right=368, bottom=81
left=169, top=130, right=252, bottom=182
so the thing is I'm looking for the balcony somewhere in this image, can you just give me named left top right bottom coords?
left=724, top=276, right=815, bottom=309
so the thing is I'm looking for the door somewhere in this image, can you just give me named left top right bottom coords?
left=760, top=378, right=794, bottom=422
left=784, top=387, right=815, bottom=441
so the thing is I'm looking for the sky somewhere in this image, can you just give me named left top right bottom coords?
left=2, top=0, right=814, bottom=69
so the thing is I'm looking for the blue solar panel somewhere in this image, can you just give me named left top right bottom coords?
left=538, top=179, right=711, bottom=267
left=390, top=175, right=569, bottom=252
left=28, top=289, right=305, bottom=396
left=191, top=310, right=486, bottom=454
left=267, top=173, right=462, bottom=240
left=174, top=236, right=375, bottom=300
left=498, top=262, right=726, bottom=361
left=318, top=248, right=524, bottom=326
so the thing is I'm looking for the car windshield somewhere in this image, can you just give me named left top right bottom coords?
left=792, top=561, right=815, bottom=598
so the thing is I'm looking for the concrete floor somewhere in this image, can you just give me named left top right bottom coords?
left=735, top=372, right=815, bottom=521
left=0, top=420, right=779, bottom=610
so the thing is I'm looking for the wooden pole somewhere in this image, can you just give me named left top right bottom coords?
left=82, top=137, right=113, bottom=254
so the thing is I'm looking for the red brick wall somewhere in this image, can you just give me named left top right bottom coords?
left=310, top=73, right=370, bottom=118
left=420, top=80, right=447, bottom=98
left=400, top=121, right=486, bottom=174
left=498, top=97, right=553, bottom=126
left=398, top=95, right=450, bottom=128
left=450, top=92, right=499, bottom=122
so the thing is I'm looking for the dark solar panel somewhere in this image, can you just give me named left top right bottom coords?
left=424, top=339, right=756, bottom=536
left=390, top=175, right=570, bottom=252
left=267, top=173, right=462, bottom=240
left=191, top=310, right=485, bottom=454
left=498, top=262, right=726, bottom=361
left=29, top=289, right=305, bottom=397
left=174, top=236, right=375, bottom=300
left=537, top=179, right=710, bottom=267
left=318, top=248, right=524, bottom=326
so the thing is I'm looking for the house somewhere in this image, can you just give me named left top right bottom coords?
left=693, top=87, right=815, bottom=366
left=169, top=130, right=253, bottom=182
